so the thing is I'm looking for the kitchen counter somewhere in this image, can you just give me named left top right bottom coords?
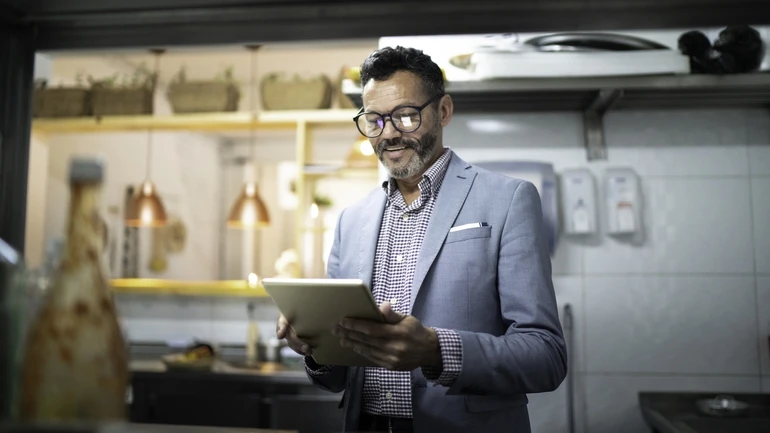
left=1, top=422, right=395, bottom=433
left=0, top=422, right=296, bottom=433
left=129, top=359, right=311, bottom=386
left=639, top=392, right=770, bottom=433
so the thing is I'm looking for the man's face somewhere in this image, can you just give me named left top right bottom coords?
left=361, top=71, right=442, bottom=180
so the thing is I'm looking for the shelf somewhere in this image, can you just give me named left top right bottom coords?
left=110, top=278, right=268, bottom=297
left=343, top=73, right=770, bottom=112
left=31, top=109, right=360, bottom=133
left=344, top=73, right=770, bottom=161
left=302, top=165, right=379, bottom=179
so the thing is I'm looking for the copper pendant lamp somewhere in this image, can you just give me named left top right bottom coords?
left=125, top=50, right=168, bottom=228
left=227, top=45, right=270, bottom=229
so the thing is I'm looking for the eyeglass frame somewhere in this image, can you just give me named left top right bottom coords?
left=352, top=92, right=445, bottom=138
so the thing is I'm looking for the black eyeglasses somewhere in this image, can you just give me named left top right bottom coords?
left=353, top=93, right=445, bottom=138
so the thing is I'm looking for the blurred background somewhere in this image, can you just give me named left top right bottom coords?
left=1, top=1, right=769, bottom=433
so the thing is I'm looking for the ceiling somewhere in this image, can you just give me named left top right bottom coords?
left=2, top=0, right=769, bottom=51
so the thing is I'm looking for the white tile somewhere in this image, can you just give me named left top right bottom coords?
left=759, top=277, right=770, bottom=375
left=747, top=109, right=770, bottom=176
left=601, top=109, right=751, bottom=177
left=121, top=295, right=213, bottom=320
left=605, top=109, right=748, bottom=148
left=447, top=112, right=583, bottom=151
left=585, top=276, right=759, bottom=375
left=752, top=178, right=770, bottom=274
left=584, top=177, right=754, bottom=274
left=122, top=318, right=214, bottom=343
left=551, top=237, right=585, bottom=276
left=749, top=146, right=770, bottom=176
left=585, top=374, right=762, bottom=433
left=528, top=374, right=586, bottom=433
left=553, top=277, right=584, bottom=374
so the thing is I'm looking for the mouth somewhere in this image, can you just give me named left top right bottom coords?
left=384, top=146, right=408, bottom=152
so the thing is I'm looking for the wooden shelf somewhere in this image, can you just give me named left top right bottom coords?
left=110, top=278, right=268, bottom=298
left=302, top=165, right=379, bottom=179
left=31, top=109, right=359, bottom=133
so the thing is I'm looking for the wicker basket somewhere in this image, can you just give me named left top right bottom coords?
left=32, top=87, right=91, bottom=118
left=167, top=81, right=240, bottom=113
left=91, top=86, right=154, bottom=116
left=261, top=73, right=332, bottom=110
left=336, top=67, right=357, bottom=109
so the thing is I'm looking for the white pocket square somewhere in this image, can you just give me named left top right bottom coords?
left=449, top=222, right=488, bottom=233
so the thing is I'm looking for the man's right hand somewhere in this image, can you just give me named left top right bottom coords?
left=276, top=314, right=312, bottom=356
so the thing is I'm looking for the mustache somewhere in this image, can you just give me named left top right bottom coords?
left=378, top=138, right=415, bottom=152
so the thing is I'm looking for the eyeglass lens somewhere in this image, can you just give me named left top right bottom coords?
left=357, top=107, right=422, bottom=138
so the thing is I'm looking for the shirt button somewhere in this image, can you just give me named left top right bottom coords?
left=402, top=214, right=409, bottom=221
left=385, top=392, right=393, bottom=400
left=390, top=297, right=398, bottom=305
left=396, top=254, right=403, bottom=263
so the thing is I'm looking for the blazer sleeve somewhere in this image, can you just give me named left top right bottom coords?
left=448, top=180, right=568, bottom=396
left=305, top=208, right=349, bottom=393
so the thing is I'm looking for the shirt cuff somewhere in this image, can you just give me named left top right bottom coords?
left=421, top=328, right=462, bottom=386
left=304, top=356, right=333, bottom=376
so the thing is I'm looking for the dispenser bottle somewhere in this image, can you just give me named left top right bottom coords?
left=19, top=158, right=129, bottom=422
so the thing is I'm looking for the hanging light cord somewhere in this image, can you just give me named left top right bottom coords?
left=248, top=45, right=260, bottom=163
left=147, top=49, right=164, bottom=181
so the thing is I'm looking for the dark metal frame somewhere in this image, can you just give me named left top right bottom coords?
left=0, top=20, right=35, bottom=253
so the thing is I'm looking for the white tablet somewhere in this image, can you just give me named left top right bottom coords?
left=262, top=277, right=385, bottom=367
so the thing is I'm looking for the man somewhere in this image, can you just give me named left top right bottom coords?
left=276, top=46, right=567, bottom=433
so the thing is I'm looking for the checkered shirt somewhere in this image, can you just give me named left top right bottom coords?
left=305, top=148, right=463, bottom=418
left=365, top=148, right=463, bottom=418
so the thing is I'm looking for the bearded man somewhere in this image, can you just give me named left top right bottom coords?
left=277, top=45, right=567, bottom=433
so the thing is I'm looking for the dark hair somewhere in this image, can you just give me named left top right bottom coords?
left=360, top=46, right=445, bottom=99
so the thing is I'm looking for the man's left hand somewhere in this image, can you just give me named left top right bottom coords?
left=333, top=302, right=441, bottom=371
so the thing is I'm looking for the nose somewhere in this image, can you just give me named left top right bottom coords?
left=379, top=117, right=402, bottom=141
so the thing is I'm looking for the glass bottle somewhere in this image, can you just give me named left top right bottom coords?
left=19, top=157, right=129, bottom=422
left=0, top=237, right=27, bottom=422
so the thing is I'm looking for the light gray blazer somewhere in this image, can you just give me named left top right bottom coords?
left=308, top=151, right=567, bottom=433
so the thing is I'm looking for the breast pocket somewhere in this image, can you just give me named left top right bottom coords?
left=445, top=225, right=492, bottom=244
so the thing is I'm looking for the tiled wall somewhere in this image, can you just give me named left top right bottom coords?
left=447, top=108, right=770, bottom=433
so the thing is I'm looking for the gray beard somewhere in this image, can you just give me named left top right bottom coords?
left=377, top=126, right=439, bottom=180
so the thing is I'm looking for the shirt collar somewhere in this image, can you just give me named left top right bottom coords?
left=381, top=147, right=453, bottom=198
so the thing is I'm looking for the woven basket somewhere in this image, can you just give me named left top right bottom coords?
left=261, top=73, right=332, bottom=110
left=91, top=86, right=154, bottom=116
left=167, top=81, right=240, bottom=113
left=336, top=67, right=356, bottom=109
left=32, top=87, right=91, bottom=118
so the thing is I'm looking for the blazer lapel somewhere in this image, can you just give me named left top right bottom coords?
left=358, top=191, right=386, bottom=288
left=410, top=154, right=476, bottom=309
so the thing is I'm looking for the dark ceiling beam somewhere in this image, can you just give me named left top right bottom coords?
left=0, top=0, right=25, bottom=22
left=23, top=0, right=770, bottom=51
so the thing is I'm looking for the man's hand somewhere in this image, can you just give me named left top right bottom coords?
left=276, top=315, right=313, bottom=356
left=332, top=302, right=441, bottom=371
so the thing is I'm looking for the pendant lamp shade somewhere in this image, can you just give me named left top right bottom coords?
left=227, top=181, right=270, bottom=229
left=125, top=180, right=168, bottom=227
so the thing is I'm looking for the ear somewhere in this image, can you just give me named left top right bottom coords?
left=439, top=94, right=454, bottom=127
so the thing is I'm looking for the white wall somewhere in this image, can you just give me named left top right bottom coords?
left=445, top=107, right=770, bottom=433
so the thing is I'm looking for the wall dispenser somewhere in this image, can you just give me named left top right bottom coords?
left=473, top=160, right=558, bottom=256
left=560, top=168, right=598, bottom=235
left=603, top=167, right=642, bottom=236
